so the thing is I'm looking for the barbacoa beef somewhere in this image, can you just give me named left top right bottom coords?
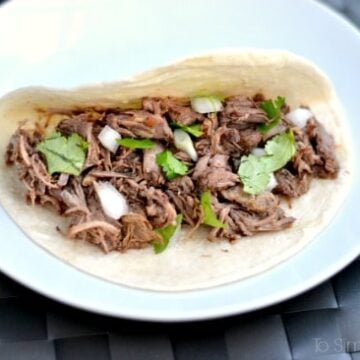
left=143, top=143, right=165, bottom=186
left=274, top=169, right=311, bottom=198
left=120, top=213, right=162, bottom=251
left=221, top=186, right=279, bottom=214
left=143, top=97, right=204, bottom=125
left=116, top=178, right=177, bottom=228
left=208, top=198, right=295, bottom=241
left=192, top=154, right=239, bottom=191
left=220, top=95, right=268, bottom=127
left=166, top=176, right=202, bottom=227
left=275, top=118, right=338, bottom=198
left=211, top=126, right=262, bottom=155
left=305, top=118, right=339, bottom=178
left=106, top=111, right=173, bottom=140
left=5, top=92, right=340, bottom=253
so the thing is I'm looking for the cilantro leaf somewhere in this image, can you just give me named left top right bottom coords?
left=237, top=155, right=271, bottom=194
left=117, top=138, right=156, bottom=149
left=257, top=96, right=286, bottom=134
left=238, top=131, right=296, bottom=195
left=171, top=122, right=203, bottom=138
left=156, top=150, right=188, bottom=180
left=264, top=130, right=297, bottom=172
left=153, top=214, right=183, bottom=254
left=200, top=191, right=227, bottom=229
left=36, top=132, right=88, bottom=176
left=260, top=96, right=285, bottom=119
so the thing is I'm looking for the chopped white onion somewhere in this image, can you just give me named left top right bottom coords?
left=266, top=173, right=278, bottom=192
left=173, top=129, right=198, bottom=161
left=97, top=125, right=121, bottom=153
left=251, top=147, right=266, bottom=157
left=94, top=182, right=128, bottom=220
left=191, top=96, right=223, bottom=114
left=285, top=108, right=313, bottom=128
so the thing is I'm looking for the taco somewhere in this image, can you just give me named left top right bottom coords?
left=0, top=50, right=352, bottom=291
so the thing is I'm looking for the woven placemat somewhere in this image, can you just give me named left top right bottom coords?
left=1, top=259, right=360, bottom=359
left=0, top=0, right=359, bottom=359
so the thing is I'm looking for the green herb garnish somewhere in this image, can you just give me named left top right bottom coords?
left=200, top=191, right=227, bottom=229
left=257, top=96, right=286, bottom=134
left=238, top=131, right=296, bottom=195
left=36, top=132, right=88, bottom=176
left=237, top=155, right=271, bottom=195
left=117, top=138, right=156, bottom=149
left=264, top=129, right=297, bottom=172
left=171, top=122, right=203, bottom=138
left=153, top=214, right=183, bottom=254
left=156, top=150, right=188, bottom=180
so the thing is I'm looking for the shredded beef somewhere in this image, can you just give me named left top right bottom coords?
left=202, top=113, right=218, bottom=137
left=211, top=127, right=262, bottom=156
left=166, top=176, right=202, bottom=227
left=274, top=118, right=339, bottom=197
left=163, top=98, right=204, bottom=126
left=143, top=97, right=204, bottom=125
left=57, top=117, right=91, bottom=138
left=68, top=220, right=121, bottom=252
left=120, top=213, right=161, bottom=251
left=208, top=197, right=294, bottom=241
left=59, top=178, right=89, bottom=215
left=274, top=169, right=311, bottom=198
left=6, top=130, right=32, bottom=166
left=221, top=95, right=268, bottom=127
left=209, top=204, right=294, bottom=241
left=192, top=154, right=239, bottom=191
left=5, top=92, right=340, bottom=252
left=48, top=179, right=120, bottom=252
left=173, top=150, right=193, bottom=167
left=143, top=143, right=165, bottom=186
left=238, top=128, right=263, bottom=152
left=116, top=178, right=177, bottom=228
left=112, top=148, right=143, bottom=179
left=293, top=141, right=318, bottom=176
left=142, top=97, right=164, bottom=114
left=221, top=186, right=279, bottom=214
left=211, top=127, right=242, bottom=155
left=167, top=175, right=195, bottom=194
left=195, top=138, right=211, bottom=157
left=305, top=119, right=339, bottom=178
left=228, top=207, right=295, bottom=235
left=106, top=111, right=173, bottom=140
left=5, top=128, right=59, bottom=206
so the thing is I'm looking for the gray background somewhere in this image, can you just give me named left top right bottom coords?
left=0, top=0, right=359, bottom=359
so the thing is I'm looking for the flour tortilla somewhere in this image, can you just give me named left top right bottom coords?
left=0, top=50, right=353, bottom=291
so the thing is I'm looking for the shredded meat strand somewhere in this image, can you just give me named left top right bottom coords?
left=120, top=213, right=162, bottom=251
left=221, top=95, right=268, bottom=127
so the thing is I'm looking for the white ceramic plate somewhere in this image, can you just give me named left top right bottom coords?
left=0, top=0, right=359, bottom=321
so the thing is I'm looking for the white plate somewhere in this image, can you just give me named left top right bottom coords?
left=0, top=0, right=359, bottom=321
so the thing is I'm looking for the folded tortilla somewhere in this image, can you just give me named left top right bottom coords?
left=0, top=50, right=353, bottom=291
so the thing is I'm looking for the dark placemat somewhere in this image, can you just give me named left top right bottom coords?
left=0, top=0, right=359, bottom=359
left=1, top=259, right=360, bottom=360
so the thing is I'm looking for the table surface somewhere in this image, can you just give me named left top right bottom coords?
left=1, top=0, right=360, bottom=359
